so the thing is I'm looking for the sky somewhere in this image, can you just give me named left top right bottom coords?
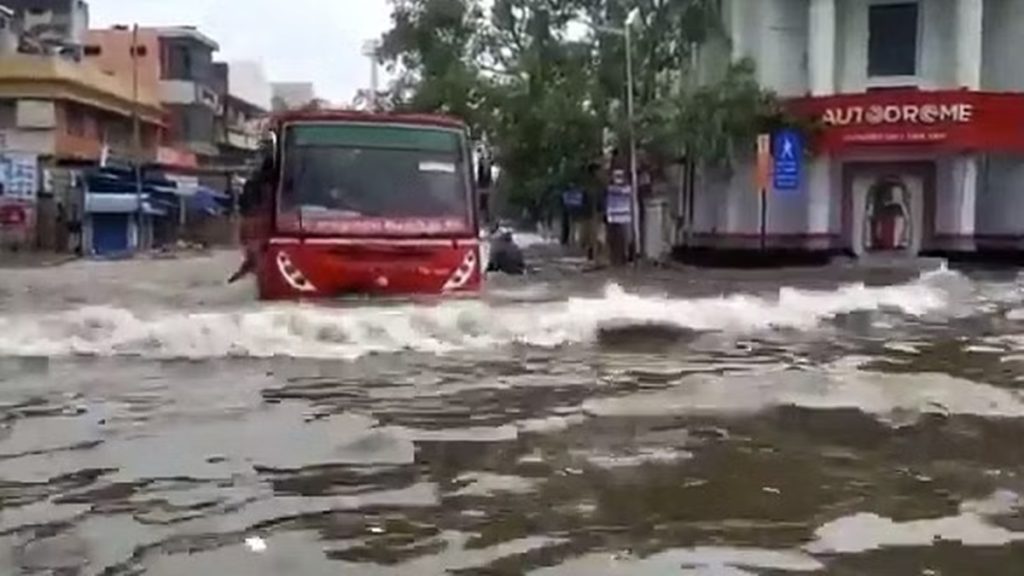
left=89, top=0, right=394, bottom=104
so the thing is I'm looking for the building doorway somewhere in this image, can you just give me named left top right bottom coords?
left=844, top=162, right=934, bottom=258
left=866, top=177, right=913, bottom=251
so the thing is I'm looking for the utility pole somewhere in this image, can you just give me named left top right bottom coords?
left=624, top=15, right=641, bottom=262
left=131, top=24, right=144, bottom=251
left=592, top=9, right=641, bottom=263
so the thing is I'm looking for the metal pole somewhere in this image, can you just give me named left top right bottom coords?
left=625, top=25, right=641, bottom=262
left=131, top=24, right=144, bottom=251
left=760, top=187, right=767, bottom=251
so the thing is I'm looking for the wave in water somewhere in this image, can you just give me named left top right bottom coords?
left=0, top=272, right=952, bottom=359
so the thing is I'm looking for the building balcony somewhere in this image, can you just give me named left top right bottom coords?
left=160, top=79, right=219, bottom=110
left=0, top=53, right=163, bottom=124
left=54, top=132, right=104, bottom=160
left=225, top=130, right=259, bottom=151
left=215, top=123, right=259, bottom=151
left=53, top=132, right=161, bottom=164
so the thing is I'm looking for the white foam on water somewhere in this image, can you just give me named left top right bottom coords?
left=529, top=547, right=823, bottom=575
left=530, top=491, right=1024, bottom=574
left=513, top=231, right=556, bottom=248
left=576, top=447, right=694, bottom=469
left=516, top=413, right=587, bottom=434
left=582, top=365, right=1024, bottom=422
left=805, top=490, right=1024, bottom=554
left=0, top=271, right=952, bottom=360
left=451, top=472, right=537, bottom=497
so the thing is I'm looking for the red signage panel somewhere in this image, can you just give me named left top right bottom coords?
left=156, top=147, right=199, bottom=169
left=789, top=90, right=1024, bottom=153
left=0, top=203, right=27, bottom=227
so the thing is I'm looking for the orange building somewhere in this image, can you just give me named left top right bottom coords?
left=84, top=26, right=162, bottom=109
left=84, top=26, right=200, bottom=170
left=0, top=51, right=167, bottom=250
left=0, top=51, right=163, bottom=161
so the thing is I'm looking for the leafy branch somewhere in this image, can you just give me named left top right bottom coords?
left=379, top=0, right=790, bottom=215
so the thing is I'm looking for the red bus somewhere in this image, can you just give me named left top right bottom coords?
left=236, top=110, right=482, bottom=300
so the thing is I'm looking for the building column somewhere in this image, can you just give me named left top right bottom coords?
left=806, top=0, right=836, bottom=246
left=808, top=0, right=836, bottom=96
left=806, top=157, right=831, bottom=236
left=956, top=0, right=984, bottom=90
left=952, top=0, right=982, bottom=251
left=728, top=0, right=745, bottom=61
left=948, top=156, right=979, bottom=252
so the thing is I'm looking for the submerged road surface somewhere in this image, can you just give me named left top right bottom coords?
left=1, top=247, right=1024, bottom=574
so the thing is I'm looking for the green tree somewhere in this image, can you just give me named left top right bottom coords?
left=482, top=0, right=604, bottom=220
left=379, top=0, right=790, bottom=217
left=379, top=0, right=487, bottom=131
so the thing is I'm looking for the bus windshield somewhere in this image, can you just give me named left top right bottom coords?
left=277, top=123, right=472, bottom=235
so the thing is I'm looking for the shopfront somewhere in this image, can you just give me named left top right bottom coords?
left=679, top=89, right=1024, bottom=258
left=793, top=90, right=1024, bottom=257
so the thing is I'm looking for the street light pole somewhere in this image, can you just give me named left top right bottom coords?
left=623, top=11, right=641, bottom=261
left=362, top=39, right=381, bottom=110
left=131, top=23, right=144, bottom=252
left=597, top=10, right=642, bottom=262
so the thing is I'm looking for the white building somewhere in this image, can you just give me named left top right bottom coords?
left=684, top=0, right=1024, bottom=257
left=218, top=60, right=271, bottom=156
left=272, top=82, right=317, bottom=111
left=0, top=5, right=17, bottom=55
left=4, top=0, right=89, bottom=58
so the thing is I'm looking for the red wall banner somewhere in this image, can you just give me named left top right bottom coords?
left=789, top=90, right=1024, bottom=153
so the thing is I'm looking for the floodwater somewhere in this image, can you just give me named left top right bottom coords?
left=1, top=244, right=1024, bottom=575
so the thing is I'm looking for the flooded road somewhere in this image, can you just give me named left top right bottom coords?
left=1, top=248, right=1024, bottom=574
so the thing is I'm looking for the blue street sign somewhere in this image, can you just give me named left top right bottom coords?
left=773, top=129, right=803, bottom=192
left=562, top=188, right=584, bottom=209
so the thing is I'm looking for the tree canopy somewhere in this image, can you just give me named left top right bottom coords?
left=379, top=0, right=791, bottom=218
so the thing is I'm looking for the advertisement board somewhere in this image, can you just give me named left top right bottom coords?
left=0, top=152, right=39, bottom=201
left=791, top=90, right=1024, bottom=152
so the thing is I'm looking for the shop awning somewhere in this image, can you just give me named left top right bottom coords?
left=85, top=193, right=167, bottom=217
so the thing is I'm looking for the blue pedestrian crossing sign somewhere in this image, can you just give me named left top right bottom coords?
left=772, top=129, right=803, bottom=192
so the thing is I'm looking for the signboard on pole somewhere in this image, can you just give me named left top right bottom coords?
left=755, top=134, right=771, bottom=192
left=561, top=188, right=584, bottom=210
left=772, top=129, right=803, bottom=191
